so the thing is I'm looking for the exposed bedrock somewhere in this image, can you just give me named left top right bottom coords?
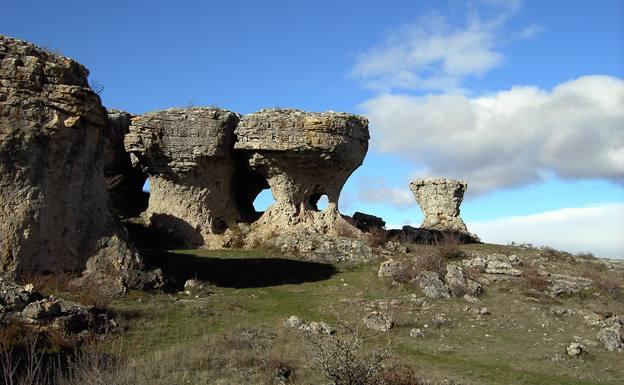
left=0, top=35, right=149, bottom=294
left=409, top=178, right=478, bottom=241
left=125, top=108, right=242, bottom=246
left=234, top=109, right=369, bottom=235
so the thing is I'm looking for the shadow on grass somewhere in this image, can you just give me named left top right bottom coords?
left=141, top=250, right=337, bottom=289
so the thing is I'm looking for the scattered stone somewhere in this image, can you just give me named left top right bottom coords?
left=273, top=365, right=295, bottom=385
left=184, top=279, right=203, bottom=291
left=463, top=294, right=479, bottom=304
left=462, top=257, right=488, bottom=270
left=363, top=311, right=394, bottom=331
left=549, top=308, right=576, bottom=317
left=548, top=274, right=593, bottom=297
left=466, top=279, right=483, bottom=296
left=573, top=336, right=598, bottom=347
left=484, top=255, right=522, bottom=276
left=508, top=254, right=522, bottom=266
left=283, top=316, right=335, bottom=335
left=566, top=343, right=584, bottom=357
left=444, top=264, right=467, bottom=296
left=409, top=328, right=424, bottom=338
left=21, top=299, right=61, bottom=320
left=414, top=271, right=450, bottom=299
left=378, top=259, right=404, bottom=278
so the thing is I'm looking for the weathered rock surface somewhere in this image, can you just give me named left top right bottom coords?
left=351, top=211, right=386, bottom=232
left=125, top=107, right=241, bottom=246
left=235, top=109, right=369, bottom=236
left=363, top=311, right=394, bottom=331
left=378, top=259, right=404, bottom=278
left=409, top=178, right=478, bottom=241
left=0, top=276, right=114, bottom=337
left=283, top=315, right=335, bottom=335
left=0, top=35, right=147, bottom=293
left=414, top=271, right=450, bottom=299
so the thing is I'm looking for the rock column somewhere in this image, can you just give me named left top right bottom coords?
left=409, top=178, right=469, bottom=233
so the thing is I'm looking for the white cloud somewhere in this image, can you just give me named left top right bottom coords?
left=517, top=23, right=544, bottom=39
left=351, top=1, right=523, bottom=91
left=357, top=179, right=414, bottom=208
left=468, top=203, right=624, bottom=259
left=359, top=75, right=624, bottom=194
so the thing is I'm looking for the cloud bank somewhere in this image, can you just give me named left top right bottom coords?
left=360, top=75, right=624, bottom=194
left=468, top=203, right=624, bottom=259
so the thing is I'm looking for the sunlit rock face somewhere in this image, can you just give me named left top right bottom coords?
left=234, top=108, right=369, bottom=235
left=0, top=35, right=146, bottom=294
left=125, top=107, right=242, bottom=246
left=409, top=178, right=470, bottom=233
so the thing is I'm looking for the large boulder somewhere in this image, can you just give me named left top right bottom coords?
left=0, top=35, right=146, bottom=294
left=234, top=109, right=369, bottom=236
left=125, top=107, right=242, bottom=246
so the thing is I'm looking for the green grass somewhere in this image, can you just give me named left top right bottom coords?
left=102, top=245, right=623, bottom=384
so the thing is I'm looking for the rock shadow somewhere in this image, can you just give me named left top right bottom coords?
left=141, top=250, right=337, bottom=289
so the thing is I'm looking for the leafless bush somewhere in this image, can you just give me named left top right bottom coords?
left=579, top=267, right=622, bottom=300
left=1, top=333, right=50, bottom=385
left=306, top=328, right=390, bottom=385
left=433, top=234, right=463, bottom=260
left=17, top=272, right=74, bottom=295
left=365, top=227, right=387, bottom=248
left=539, top=246, right=572, bottom=260
left=521, top=266, right=549, bottom=292
left=57, top=344, right=137, bottom=385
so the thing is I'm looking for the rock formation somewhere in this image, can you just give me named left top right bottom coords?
left=409, top=178, right=474, bottom=237
left=234, top=109, right=369, bottom=236
left=125, top=107, right=241, bottom=246
left=0, top=35, right=150, bottom=294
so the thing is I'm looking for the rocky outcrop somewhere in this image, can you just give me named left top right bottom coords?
left=351, top=212, right=386, bottom=232
left=409, top=178, right=478, bottom=241
left=0, top=276, right=115, bottom=338
left=125, top=108, right=242, bottom=246
left=235, top=109, right=369, bottom=237
left=0, top=35, right=148, bottom=294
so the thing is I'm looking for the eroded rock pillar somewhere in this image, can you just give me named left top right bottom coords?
left=125, top=108, right=240, bottom=246
left=234, top=109, right=369, bottom=235
left=409, top=178, right=469, bottom=233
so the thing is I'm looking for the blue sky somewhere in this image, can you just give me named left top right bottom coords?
left=4, top=0, right=623, bottom=257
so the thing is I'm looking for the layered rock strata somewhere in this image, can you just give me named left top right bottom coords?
left=0, top=36, right=147, bottom=294
left=125, top=108, right=241, bottom=246
left=409, top=178, right=473, bottom=235
left=234, top=109, right=369, bottom=236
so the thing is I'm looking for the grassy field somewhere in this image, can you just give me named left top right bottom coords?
left=98, top=245, right=623, bottom=385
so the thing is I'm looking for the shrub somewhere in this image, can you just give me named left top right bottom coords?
left=365, top=227, right=387, bottom=248
left=306, top=328, right=390, bottom=385
left=521, top=266, right=549, bottom=292
left=433, top=234, right=463, bottom=260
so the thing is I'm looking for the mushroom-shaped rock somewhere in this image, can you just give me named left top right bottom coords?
left=409, top=178, right=472, bottom=235
left=0, top=35, right=145, bottom=293
left=125, top=107, right=241, bottom=246
left=234, top=109, right=369, bottom=234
